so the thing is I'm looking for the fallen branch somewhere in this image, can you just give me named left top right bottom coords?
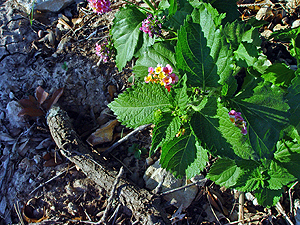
left=46, top=106, right=169, bottom=225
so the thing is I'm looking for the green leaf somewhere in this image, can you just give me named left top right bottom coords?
left=267, top=160, right=296, bottom=190
left=160, top=128, right=203, bottom=178
left=111, top=6, right=146, bottom=70
left=133, top=42, right=177, bottom=80
left=224, top=20, right=261, bottom=50
left=150, top=112, right=181, bottom=156
left=274, top=140, right=300, bottom=180
left=191, top=97, right=255, bottom=159
left=191, top=2, right=226, bottom=27
left=286, top=76, right=300, bottom=134
left=270, top=26, right=300, bottom=42
left=207, top=158, right=243, bottom=188
left=158, top=0, right=178, bottom=15
left=108, top=83, right=172, bottom=128
left=209, top=0, right=239, bottom=23
left=175, top=4, right=233, bottom=88
left=254, top=187, right=283, bottom=207
left=234, top=166, right=267, bottom=192
left=165, top=1, right=193, bottom=30
left=234, top=42, right=259, bottom=68
left=171, top=74, right=189, bottom=110
left=231, top=82, right=290, bottom=159
left=186, top=142, right=208, bottom=179
left=262, top=63, right=295, bottom=87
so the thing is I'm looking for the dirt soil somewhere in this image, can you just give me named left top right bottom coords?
left=0, top=0, right=300, bottom=224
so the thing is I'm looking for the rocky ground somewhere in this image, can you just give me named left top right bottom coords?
left=0, top=0, right=300, bottom=224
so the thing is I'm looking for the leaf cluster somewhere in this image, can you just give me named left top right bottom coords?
left=108, top=0, right=300, bottom=207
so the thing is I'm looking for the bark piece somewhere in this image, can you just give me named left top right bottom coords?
left=46, top=106, right=168, bottom=225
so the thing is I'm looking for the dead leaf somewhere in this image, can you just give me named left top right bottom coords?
left=45, top=87, right=64, bottom=110
left=86, top=120, right=119, bottom=146
left=207, top=189, right=228, bottom=216
left=19, top=98, right=37, bottom=108
left=35, top=86, right=49, bottom=105
left=18, top=107, right=44, bottom=117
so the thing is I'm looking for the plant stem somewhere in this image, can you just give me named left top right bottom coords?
left=238, top=192, right=244, bottom=224
left=122, top=0, right=153, bottom=14
left=143, top=0, right=156, bottom=11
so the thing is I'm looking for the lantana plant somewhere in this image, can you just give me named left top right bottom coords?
left=91, top=0, right=300, bottom=207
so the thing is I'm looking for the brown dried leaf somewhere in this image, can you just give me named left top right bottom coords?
left=45, top=87, right=64, bottom=110
left=18, top=107, right=44, bottom=117
left=207, top=189, right=226, bottom=215
left=19, top=98, right=37, bottom=108
left=35, top=86, right=49, bottom=105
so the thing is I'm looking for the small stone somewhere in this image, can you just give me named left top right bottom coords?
left=6, top=101, right=26, bottom=128
left=96, top=108, right=112, bottom=126
left=9, top=92, right=14, bottom=99
left=273, top=24, right=288, bottom=31
left=0, top=111, right=5, bottom=120
left=86, top=120, right=119, bottom=146
left=38, top=30, right=44, bottom=38
left=256, top=6, right=273, bottom=20
left=292, top=19, right=300, bottom=29
left=143, top=160, right=198, bottom=209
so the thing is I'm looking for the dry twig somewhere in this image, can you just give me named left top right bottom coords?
left=29, top=165, right=75, bottom=195
left=100, top=166, right=124, bottom=224
left=103, top=124, right=151, bottom=154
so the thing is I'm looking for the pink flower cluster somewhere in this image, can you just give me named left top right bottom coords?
left=88, top=0, right=111, bottom=14
left=144, top=64, right=178, bottom=92
left=229, top=110, right=247, bottom=135
left=139, top=14, right=162, bottom=38
left=95, top=38, right=112, bottom=63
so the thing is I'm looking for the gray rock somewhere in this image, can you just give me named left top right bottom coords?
left=143, top=160, right=198, bottom=209
left=14, top=0, right=75, bottom=13
left=6, top=101, right=26, bottom=128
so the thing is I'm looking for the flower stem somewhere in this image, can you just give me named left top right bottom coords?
left=122, top=0, right=153, bottom=14
left=143, top=0, right=156, bottom=11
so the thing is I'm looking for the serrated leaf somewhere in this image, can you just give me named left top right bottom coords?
left=267, top=160, right=296, bottom=190
left=150, top=112, right=181, bottom=156
left=108, top=83, right=172, bottom=128
left=191, top=2, right=225, bottom=27
left=191, top=97, right=254, bottom=160
left=110, top=6, right=147, bottom=70
left=286, top=76, right=300, bottom=133
left=262, top=63, right=295, bottom=87
left=234, top=166, right=266, bottom=192
left=175, top=4, right=233, bottom=88
left=172, top=74, right=189, bottom=110
left=254, top=187, right=283, bottom=207
left=231, top=82, right=290, bottom=159
left=186, top=142, right=208, bottom=179
left=160, top=128, right=200, bottom=178
left=234, top=42, right=259, bottom=68
left=133, top=43, right=177, bottom=80
left=207, top=158, right=243, bottom=188
left=165, top=1, right=193, bottom=30
left=274, top=140, right=300, bottom=180
left=224, top=20, right=261, bottom=50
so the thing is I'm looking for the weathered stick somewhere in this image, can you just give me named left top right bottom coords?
left=46, top=106, right=169, bottom=225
